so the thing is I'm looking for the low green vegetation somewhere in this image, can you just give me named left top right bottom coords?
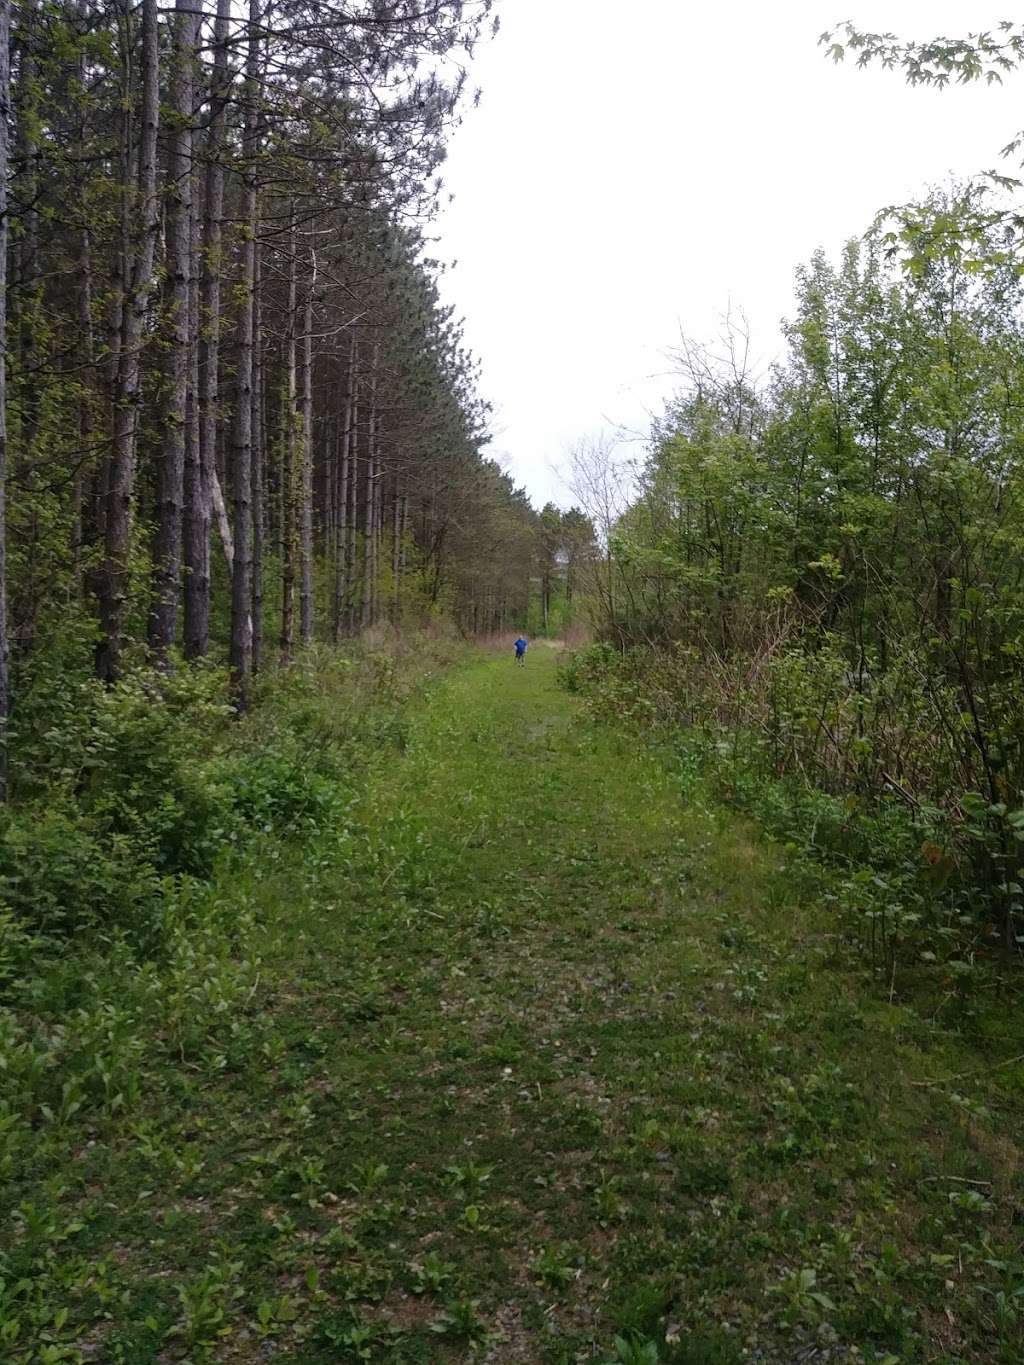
left=5, top=645, right=1023, bottom=1363
left=559, top=642, right=1015, bottom=984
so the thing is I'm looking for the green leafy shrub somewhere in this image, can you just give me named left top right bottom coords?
left=0, top=804, right=168, bottom=940
left=0, top=637, right=453, bottom=952
left=0, top=659, right=235, bottom=943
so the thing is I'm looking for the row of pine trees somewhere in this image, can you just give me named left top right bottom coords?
left=0, top=0, right=589, bottom=785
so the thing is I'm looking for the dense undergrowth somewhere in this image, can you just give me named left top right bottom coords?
left=560, top=642, right=1024, bottom=990
left=0, top=633, right=461, bottom=1291
left=4, top=627, right=453, bottom=942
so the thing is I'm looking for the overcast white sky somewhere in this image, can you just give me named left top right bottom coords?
left=433, top=1, right=1024, bottom=507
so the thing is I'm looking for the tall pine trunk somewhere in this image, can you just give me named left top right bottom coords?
left=0, top=0, right=11, bottom=796
left=331, top=335, right=356, bottom=639
left=13, top=1, right=39, bottom=462
left=252, top=216, right=265, bottom=672
left=361, top=344, right=378, bottom=628
left=280, top=214, right=297, bottom=662
left=185, top=151, right=201, bottom=628
left=391, top=479, right=402, bottom=621
left=97, top=0, right=160, bottom=684
left=341, top=341, right=357, bottom=636
left=299, top=249, right=316, bottom=643
left=74, top=5, right=95, bottom=593
left=344, top=372, right=359, bottom=635
left=372, top=445, right=383, bottom=624
left=186, top=0, right=231, bottom=659
left=149, top=0, right=197, bottom=664
left=229, top=1, right=259, bottom=707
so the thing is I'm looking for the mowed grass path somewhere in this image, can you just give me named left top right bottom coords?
left=42, top=647, right=1024, bottom=1363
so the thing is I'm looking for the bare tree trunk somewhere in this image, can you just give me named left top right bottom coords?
left=74, top=221, right=94, bottom=589
left=149, top=0, right=197, bottom=665
left=361, top=454, right=374, bottom=628
left=391, top=478, right=402, bottom=621
left=97, top=0, right=160, bottom=684
left=399, top=492, right=408, bottom=607
left=274, top=372, right=284, bottom=578
left=184, top=150, right=201, bottom=625
left=104, top=0, right=132, bottom=420
left=373, top=452, right=384, bottom=624
left=72, top=0, right=95, bottom=591
left=280, top=214, right=297, bottom=661
left=344, top=381, right=359, bottom=634
left=361, top=345, right=378, bottom=628
left=210, top=468, right=233, bottom=565
left=325, top=413, right=335, bottom=574
left=186, top=0, right=231, bottom=659
left=252, top=218, right=265, bottom=672
left=14, top=0, right=39, bottom=460
left=332, top=341, right=354, bottom=642
left=299, top=248, right=316, bottom=643
left=229, top=0, right=259, bottom=707
left=0, top=0, right=11, bottom=796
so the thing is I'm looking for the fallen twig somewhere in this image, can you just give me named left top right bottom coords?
left=910, top=1052, right=1024, bottom=1088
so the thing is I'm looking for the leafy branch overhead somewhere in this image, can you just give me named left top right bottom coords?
left=821, top=17, right=1024, bottom=164
left=821, top=19, right=1024, bottom=87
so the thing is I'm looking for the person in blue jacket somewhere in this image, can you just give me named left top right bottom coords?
left=513, top=635, right=528, bottom=666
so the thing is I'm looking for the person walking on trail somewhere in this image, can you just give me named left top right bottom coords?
left=514, top=635, right=528, bottom=666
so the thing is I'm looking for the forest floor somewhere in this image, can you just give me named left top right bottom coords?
left=20, top=646, right=1024, bottom=1364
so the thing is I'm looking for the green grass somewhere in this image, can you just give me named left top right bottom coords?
left=4, top=644, right=1024, bottom=1362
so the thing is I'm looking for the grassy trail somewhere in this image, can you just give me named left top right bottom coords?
left=29, top=647, right=1023, bottom=1363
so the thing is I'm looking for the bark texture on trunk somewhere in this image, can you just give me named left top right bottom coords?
left=97, top=0, right=161, bottom=684
left=229, top=1, right=259, bottom=707
left=0, top=0, right=11, bottom=795
left=252, top=220, right=264, bottom=672
left=186, top=0, right=231, bottom=659
left=361, top=345, right=379, bottom=628
left=280, top=216, right=297, bottom=661
left=332, top=337, right=355, bottom=640
left=299, top=251, right=316, bottom=644
left=149, top=0, right=197, bottom=664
